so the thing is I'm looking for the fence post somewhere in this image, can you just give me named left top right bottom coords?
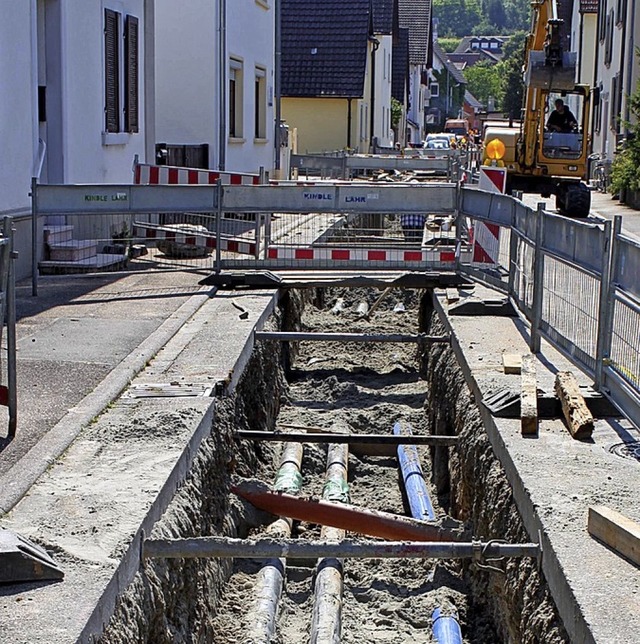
left=6, top=219, right=17, bottom=437
left=595, top=215, right=620, bottom=388
left=215, top=179, right=222, bottom=274
left=31, top=177, right=38, bottom=297
left=529, top=203, right=546, bottom=353
left=507, top=195, right=522, bottom=298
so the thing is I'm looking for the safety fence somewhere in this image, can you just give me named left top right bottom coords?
left=458, top=186, right=640, bottom=429
left=29, top=178, right=639, bottom=427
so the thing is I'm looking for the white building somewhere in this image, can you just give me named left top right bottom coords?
left=155, top=0, right=276, bottom=174
left=1, top=0, right=153, bottom=279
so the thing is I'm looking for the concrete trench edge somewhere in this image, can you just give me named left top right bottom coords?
left=431, top=291, right=595, bottom=644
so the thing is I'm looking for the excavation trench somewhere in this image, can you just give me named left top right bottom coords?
left=98, top=288, right=567, bottom=644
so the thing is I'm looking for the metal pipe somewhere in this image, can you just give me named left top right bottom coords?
left=218, top=0, right=227, bottom=170
left=244, top=442, right=303, bottom=644
left=31, top=177, right=38, bottom=296
left=432, top=607, right=463, bottom=644
left=254, top=331, right=449, bottom=343
left=310, top=443, right=348, bottom=644
left=6, top=220, right=17, bottom=437
left=143, top=537, right=540, bottom=561
left=393, top=422, right=435, bottom=521
left=274, top=0, right=281, bottom=172
left=238, top=431, right=458, bottom=447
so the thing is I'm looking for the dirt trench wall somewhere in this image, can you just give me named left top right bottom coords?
left=97, top=292, right=305, bottom=644
left=420, top=296, right=569, bottom=644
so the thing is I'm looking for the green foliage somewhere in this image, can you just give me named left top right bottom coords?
left=433, top=0, right=530, bottom=37
left=390, top=97, right=403, bottom=129
left=438, top=37, right=462, bottom=53
left=464, top=60, right=503, bottom=108
left=610, top=51, right=640, bottom=194
left=498, top=32, right=526, bottom=119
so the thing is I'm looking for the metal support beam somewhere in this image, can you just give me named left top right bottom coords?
left=143, top=536, right=540, bottom=562
left=238, top=431, right=458, bottom=447
left=254, top=331, right=450, bottom=344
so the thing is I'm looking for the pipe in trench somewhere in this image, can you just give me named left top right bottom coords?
left=393, top=421, right=436, bottom=521
left=310, top=442, right=349, bottom=644
left=243, top=442, right=303, bottom=644
left=432, top=607, right=463, bottom=644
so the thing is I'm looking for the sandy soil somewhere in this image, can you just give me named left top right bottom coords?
left=211, top=288, right=499, bottom=643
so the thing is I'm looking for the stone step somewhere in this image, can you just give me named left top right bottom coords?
left=48, top=240, right=98, bottom=262
left=38, top=253, right=128, bottom=275
left=43, top=225, right=74, bottom=245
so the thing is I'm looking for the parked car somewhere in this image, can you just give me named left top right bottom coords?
left=423, top=133, right=455, bottom=150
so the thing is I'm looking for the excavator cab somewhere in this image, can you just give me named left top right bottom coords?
left=541, top=91, right=587, bottom=161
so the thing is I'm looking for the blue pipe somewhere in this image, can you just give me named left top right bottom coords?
left=432, top=607, right=463, bottom=644
left=393, top=421, right=435, bottom=521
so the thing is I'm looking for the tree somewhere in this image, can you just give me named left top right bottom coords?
left=498, top=32, right=526, bottom=120
left=464, top=60, right=503, bottom=108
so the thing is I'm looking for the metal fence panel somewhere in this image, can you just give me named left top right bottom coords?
left=542, top=213, right=607, bottom=275
left=613, top=233, right=640, bottom=301
left=460, top=188, right=515, bottom=227
left=220, top=183, right=457, bottom=214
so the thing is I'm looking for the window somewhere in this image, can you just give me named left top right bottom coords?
left=229, top=58, right=244, bottom=138
left=604, top=10, right=614, bottom=66
left=104, top=8, right=139, bottom=136
left=616, top=0, right=627, bottom=24
left=254, top=67, right=267, bottom=139
left=598, top=0, right=608, bottom=41
left=430, top=83, right=440, bottom=98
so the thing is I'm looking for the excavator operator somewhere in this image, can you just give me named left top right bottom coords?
left=546, top=98, right=578, bottom=133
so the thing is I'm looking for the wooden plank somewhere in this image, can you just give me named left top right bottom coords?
left=521, top=354, right=538, bottom=435
left=555, top=371, right=594, bottom=439
left=588, top=505, right=640, bottom=567
left=446, top=288, right=460, bottom=303
left=502, top=353, right=522, bottom=374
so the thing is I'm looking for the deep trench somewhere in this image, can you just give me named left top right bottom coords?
left=98, top=288, right=568, bottom=644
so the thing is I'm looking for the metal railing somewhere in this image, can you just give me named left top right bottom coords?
left=458, top=186, right=640, bottom=428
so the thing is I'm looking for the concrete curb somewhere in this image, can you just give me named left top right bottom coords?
left=0, top=285, right=215, bottom=516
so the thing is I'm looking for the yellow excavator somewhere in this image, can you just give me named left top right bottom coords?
left=482, top=0, right=591, bottom=217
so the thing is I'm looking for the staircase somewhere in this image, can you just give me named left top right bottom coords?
left=39, top=225, right=128, bottom=275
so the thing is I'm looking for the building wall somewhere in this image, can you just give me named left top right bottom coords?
left=60, top=0, right=147, bottom=184
left=1, top=2, right=38, bottom=216
left=225, top=0, right=275, bottom=173
left=155, top=0, right=275, bottom=174
left=282, top=98, right=351, bottom=153
left=372, top=34, right=394, bottom=148
left=155, top=0, right=217, bottom=160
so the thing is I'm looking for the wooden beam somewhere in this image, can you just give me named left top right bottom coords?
left=554, top=371, right=594, bottom=439
left=502, top=353, right=522, bottom=374
left=588, top=505, right=640, bottom=567
left=239, top=430, right=458, bottom=447
left=521, top=354, right=538, bottom=436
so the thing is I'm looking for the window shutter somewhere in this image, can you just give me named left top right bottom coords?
left=105, top=8, right=120, bottom=133
left=125, top=15, right=139, bottom=133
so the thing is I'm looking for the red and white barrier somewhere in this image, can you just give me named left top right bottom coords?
left=472, top=167, right=506, bottom=264
left=266, top=246, right=459, bottom=264
left=133, top=163, right=260, bottom=186
left=133, top=223, right=256, bottom=256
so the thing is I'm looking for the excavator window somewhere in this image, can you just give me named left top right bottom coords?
left=542, top=92, right=585, bottom=160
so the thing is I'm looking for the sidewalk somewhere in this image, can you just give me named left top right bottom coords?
left=0, top=270, right=213, bottom=493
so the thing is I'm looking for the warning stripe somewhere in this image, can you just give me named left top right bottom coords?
left=265, top=247, right=465, bottom=264
left=133, top=223, right=256, bottom=256
left=473, top=166, right=505, bottom=264
left=134, top=163, right=260, bottom=186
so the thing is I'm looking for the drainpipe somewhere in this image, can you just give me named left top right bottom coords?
left=274, top=0, right=281, bottom=173
left=617, top=7, right=627, bottom=145
left=347, top=98, right=353, bottom=149
left=369, top=37, right=380, bottom=152
left=432, top=607, right=463, bottom=644
left=624, top=0, right=636, bottom=132
left=218, top=0, right=227, bottom=170
left=590, top=10, right=601, bottom=155
left=393, top=421, right=435, bottom=521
